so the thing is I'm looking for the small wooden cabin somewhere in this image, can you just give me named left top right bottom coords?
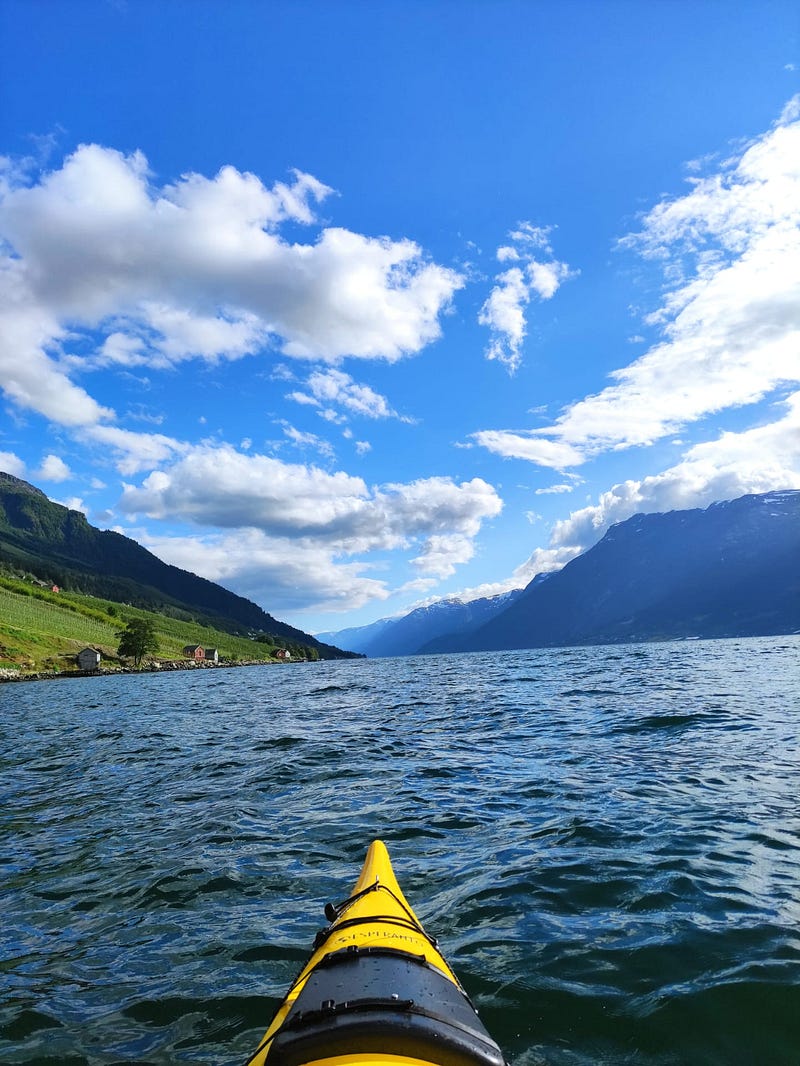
left=77, top=647, right=101, bottom=671
left=182, top=645, right=205, bottom=660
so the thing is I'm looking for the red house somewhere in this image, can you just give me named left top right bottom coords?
left=182, top=645, right=205, bottom=660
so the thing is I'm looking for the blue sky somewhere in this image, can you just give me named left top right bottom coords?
left=1, top=0, right=798, bottom=634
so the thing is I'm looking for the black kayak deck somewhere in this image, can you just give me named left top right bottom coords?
left=266, top=945, right=507, bottom=1066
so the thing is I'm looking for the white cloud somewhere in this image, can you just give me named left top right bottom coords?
left=397, top=576, right=439, bottom=595
left=58, top=496, right=87, bottom=514
left=471, top=429, right=584, bottom=470
left=117, top=445, right=503, bottom=602
left=35, top=453, right=71, bottom=482
left=459, top=389, right=800, bottom=608
left=0, top=145, right=464, bottom=431
left=120, top=446, right=368, bottom=534
left=479, top=267, right=530, bottom=371
left=550, top=391, right=800, bottom=550
left=0, top=451, right=26, bottom=477
left=270, top=363, right=297, bottom=382
left=411, top=532, right=476, bottom=579
left=140, top=527, right=391, bottom=615
left=125, top=305, right=266, bottom=367
left=355, top=440, right=371, bottom=455
left=506, top=544, right=583, bottom=585
left=279, top=422, right=336, bottom=460
left=478, top=221, right=574, bottom=372
left=419, top=542, right=580, bottom=607
left=97, top=332, right=148, bottom=367
left=82, top=424, right=188, bottom=475
left=475, top=99, right=800, bottom=463
left=288, top=368, right=403, bottom=421
left=534, top=481, right=577, bottom=495
left=0, top=272, right=113, bottom=426
left=127, top=404, right=165, bottom=426
left=287, top=390, right=320, bottom=408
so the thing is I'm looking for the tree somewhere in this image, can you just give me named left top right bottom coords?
left=117, top=618, right=158, bottom=666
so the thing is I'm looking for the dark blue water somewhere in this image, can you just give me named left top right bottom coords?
left=2, top=637, right=800, bottom=1065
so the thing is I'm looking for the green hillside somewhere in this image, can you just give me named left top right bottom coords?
left=0, top=572, right=310, bottom=674
left=0, top=472, right=355, bottom=661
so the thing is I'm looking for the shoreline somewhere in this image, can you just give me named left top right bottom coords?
left=0, top=657, right=306, bottom=684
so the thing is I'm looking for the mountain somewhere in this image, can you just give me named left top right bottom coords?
left=316, top=616, right=395, bottom=656
left=317, top=586, right=531, bottom=657
left=423, top=491, right=800, bottom=653
left=0, top=472, right=354, bottom=659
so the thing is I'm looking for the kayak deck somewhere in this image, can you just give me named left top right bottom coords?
left=247, top=840, right=506, bottom=1066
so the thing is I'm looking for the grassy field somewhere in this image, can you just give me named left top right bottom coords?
left=0, top=575, right=285, bottom=672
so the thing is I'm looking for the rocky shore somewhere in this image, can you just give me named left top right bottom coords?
left=0, top=658, right=296, bottom=684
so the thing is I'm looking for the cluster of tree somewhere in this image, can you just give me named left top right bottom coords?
left=117, top=618, right=158, bottom=666
left=115, top=619, right=324, bottom=666
left=253, top=632, right=319, bottom=660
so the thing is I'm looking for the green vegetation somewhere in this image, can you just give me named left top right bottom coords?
left=0, top=472, right=354, bottom=659
left=0, top=570, right=310, bottom=674
left=117, top=618, right=158, bottom=666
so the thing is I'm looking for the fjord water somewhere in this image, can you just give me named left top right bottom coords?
left=2, top=638, right=800, bottom=1066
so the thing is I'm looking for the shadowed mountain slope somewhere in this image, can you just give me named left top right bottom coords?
left=423, top=491, right=800, bottom=653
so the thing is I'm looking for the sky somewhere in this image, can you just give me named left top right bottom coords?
left=0, top=0, right=799, bottom=636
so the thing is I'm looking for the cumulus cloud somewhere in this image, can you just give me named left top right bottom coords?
left=120, top=446, right=503, bottom=550
left=410, top=532, right=477, bottom=579
left=81, top=424, right=188, bottom=475
left=120, top=447, right=368, bottom=535
left=59, top=496, right=87, bottom=514
left=35, top=453, right=71, bottom=482
left=0, top=270, right=113, bottom=426
left=0, top=451, right=26, bottom=477
left=478, top=222, right=574, bottom=373
left=475, top=99, right=800, bottom=462
left=139, top=527, right=390, bottom=615
left=0, top=145, right=464, bottom=430
left=118, top=444, right=503, bottom=610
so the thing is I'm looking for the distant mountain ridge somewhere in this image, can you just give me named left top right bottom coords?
left=424, top=491, right=800, bottom=653
left=8, top=476, right=795, bottom=662
left=317, top=585, right=532, bottom=656
left=0, top=472, right=354, bottom=659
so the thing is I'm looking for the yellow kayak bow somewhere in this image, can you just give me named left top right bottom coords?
left=247, top=839, right=506, bottom=1066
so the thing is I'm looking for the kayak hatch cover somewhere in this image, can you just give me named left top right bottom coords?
left=246, top=838, right=507, bottom=1066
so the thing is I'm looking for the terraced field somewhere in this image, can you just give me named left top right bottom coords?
left=0, top=579, right=283, bottom=672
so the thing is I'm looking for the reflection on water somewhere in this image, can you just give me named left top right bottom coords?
left=2, top=636, right=800, bottom=1064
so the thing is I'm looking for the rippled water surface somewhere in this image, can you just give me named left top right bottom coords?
left=2, top=637, right=800, bottom=1064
